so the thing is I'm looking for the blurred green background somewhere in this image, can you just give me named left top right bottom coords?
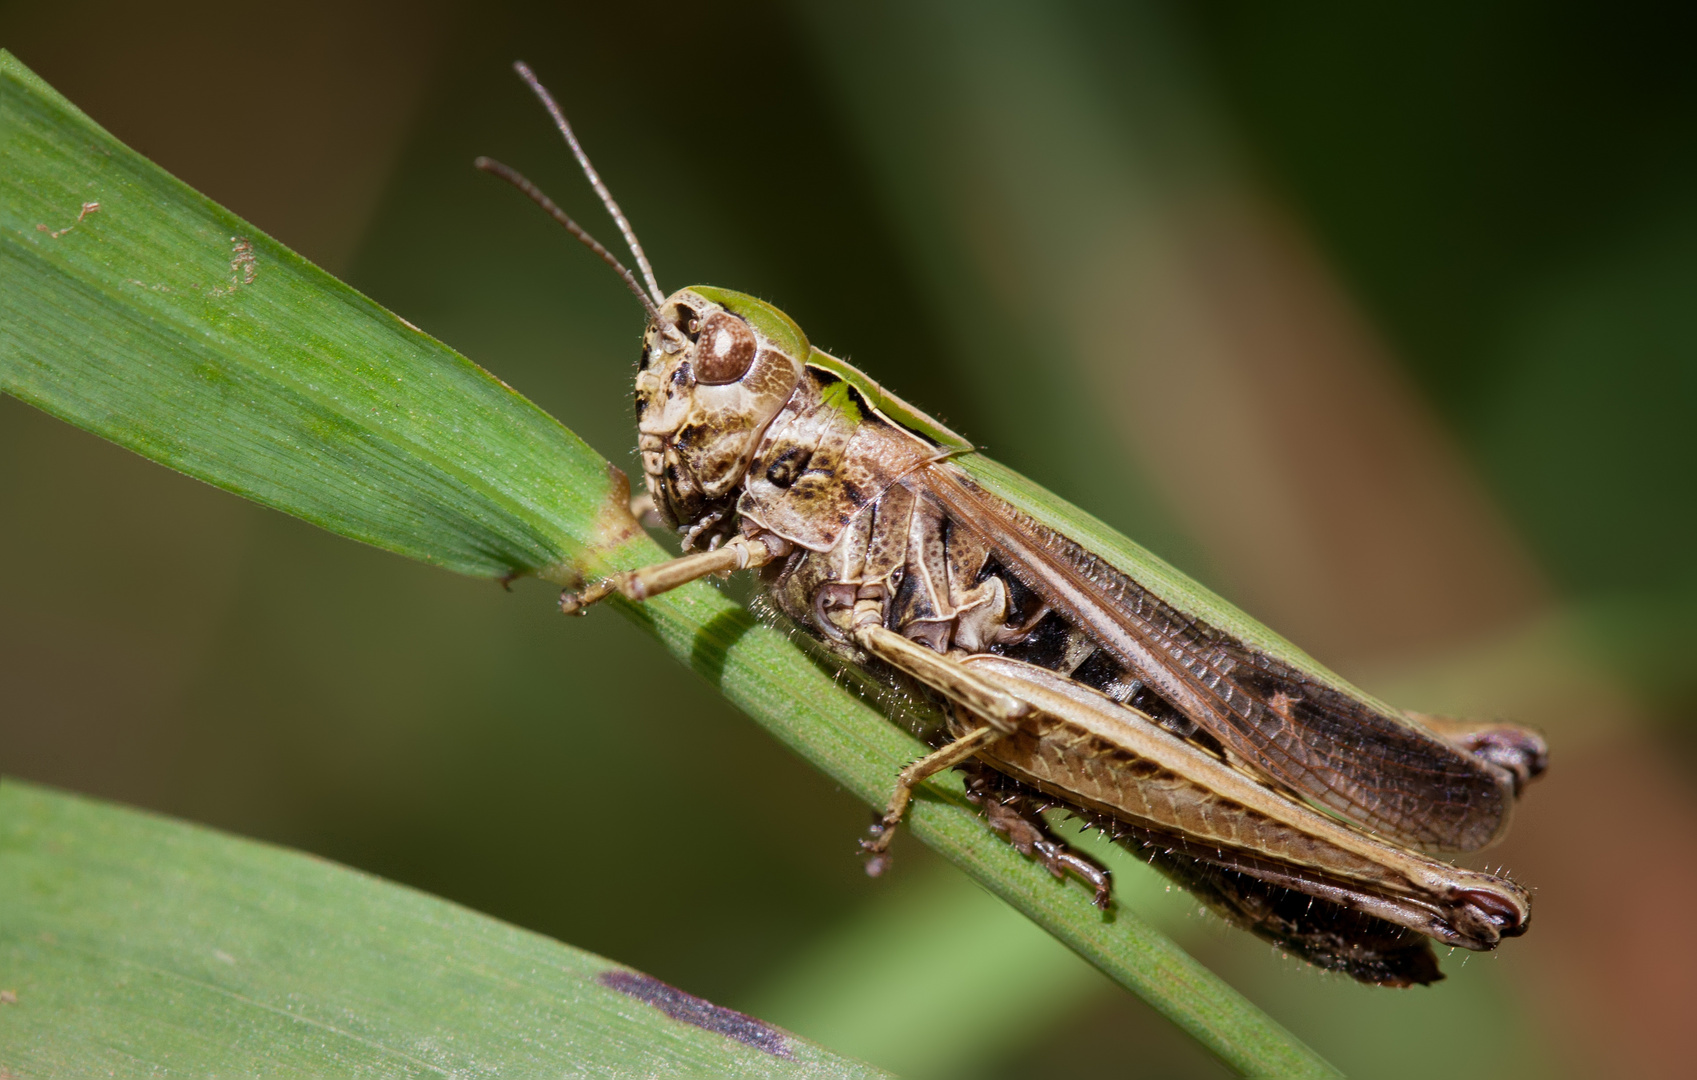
left=3, top=1, right=1694, bottom=1076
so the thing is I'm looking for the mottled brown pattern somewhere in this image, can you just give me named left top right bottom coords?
left=736, top=377, right=939, bottom=552
left=625, top=284, right=1538, bottom=980
left=981, top=714, right=1401, bottom=889
left=953, top=654, right=1526, bottom=950
left=635, top=290, right=805, bottom=528
left=961, top=763, right=1444, bottom=987
left=924, top=462, right=1518, bottom=855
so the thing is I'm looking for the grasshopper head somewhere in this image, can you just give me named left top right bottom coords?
left=475, top=69, right=811, bottom=538
left=636, top=287, right=809, bottom=532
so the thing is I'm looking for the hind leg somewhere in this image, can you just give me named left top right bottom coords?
left=963, top=765, right=1113, bottom=910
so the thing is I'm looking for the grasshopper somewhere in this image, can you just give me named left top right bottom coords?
left=481, top=63, right=1546, bottom=987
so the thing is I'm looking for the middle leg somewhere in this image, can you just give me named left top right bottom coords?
left=861, top=720, right=1005, bottom=877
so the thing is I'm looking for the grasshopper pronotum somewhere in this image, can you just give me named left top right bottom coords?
left=482, top=62, right=1546, bottom=987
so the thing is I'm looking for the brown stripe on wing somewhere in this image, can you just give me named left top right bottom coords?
left=925, top=462, right=1514, bottom=853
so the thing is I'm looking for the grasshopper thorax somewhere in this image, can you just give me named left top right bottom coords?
left=636, top=287, right=811, bottom=536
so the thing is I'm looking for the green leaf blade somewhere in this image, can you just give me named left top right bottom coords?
left=0, top=50, right=616, bottom=580
left=0, top=779, right=881, bottom=1078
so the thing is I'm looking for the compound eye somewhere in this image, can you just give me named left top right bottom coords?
left=693, top=311, right=757, bottom=384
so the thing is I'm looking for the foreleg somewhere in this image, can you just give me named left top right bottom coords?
left=560, top=533, right=787, bottom=614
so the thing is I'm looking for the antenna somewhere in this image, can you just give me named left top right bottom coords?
left=473, top=155, right=663, bottom=325
left=511, top=60, right=664, bottom=306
